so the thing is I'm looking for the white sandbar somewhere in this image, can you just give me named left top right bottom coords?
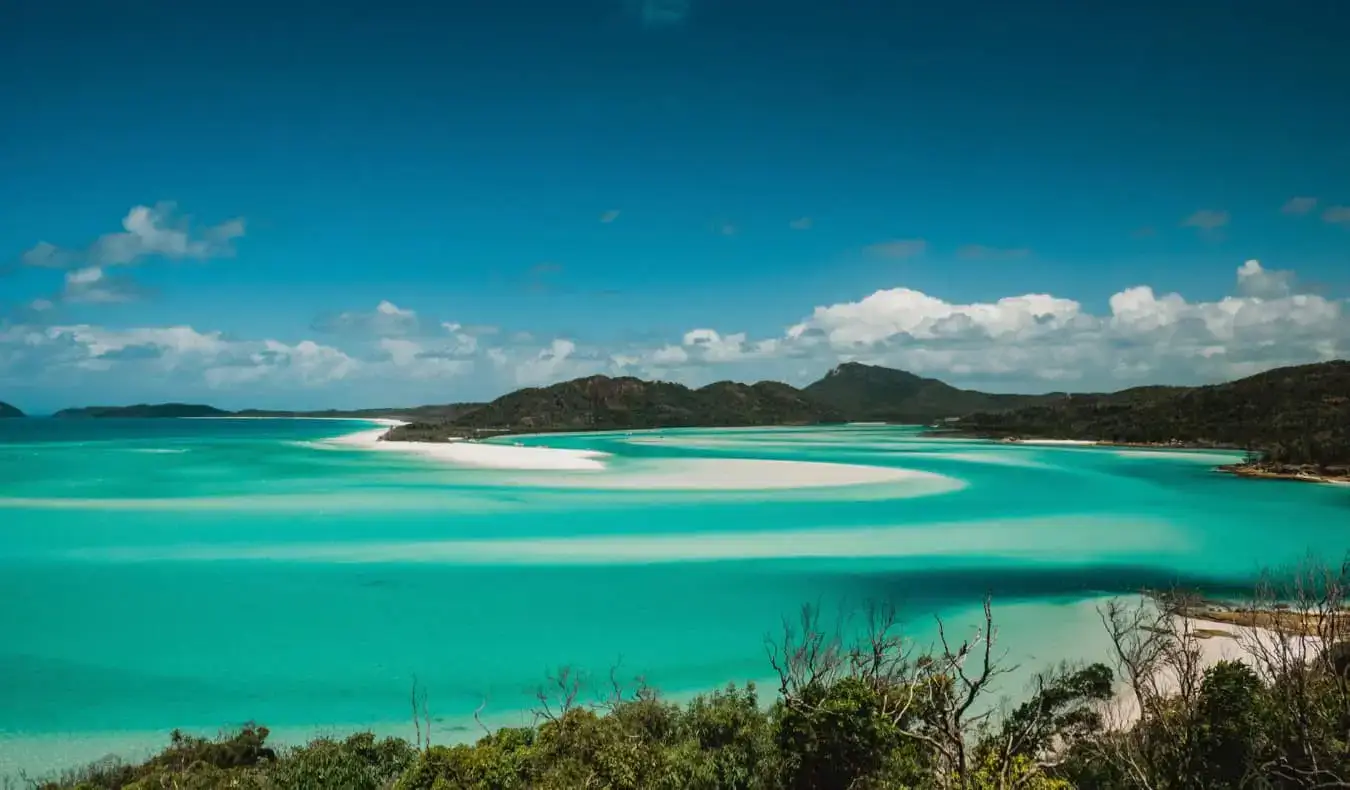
left=1010, top=438, right=1100, bottom=446
left=326, top=428, right=610, bottom=471
left=522, top=458, right=945, bottom=490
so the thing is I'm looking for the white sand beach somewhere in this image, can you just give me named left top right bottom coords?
left=1011, top=438, right=1100, bottom=446
left=327, top=427, right=610, bottom=471
left=326, top=426, right=957, bottom=489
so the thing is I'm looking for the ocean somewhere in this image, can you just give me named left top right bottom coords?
left=2, top=418, right=1348, bottom=778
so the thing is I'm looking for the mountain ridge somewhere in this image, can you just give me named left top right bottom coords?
left=949, top=360, right=1350, bottom=471
left=0, top=401, right=24, bottom=418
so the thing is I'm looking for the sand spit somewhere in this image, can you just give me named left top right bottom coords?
left=327, top=428, right=609, bottom=471
left=326, top=427, right=959, bottom=489
left=516, top=457, right=950, bottom=490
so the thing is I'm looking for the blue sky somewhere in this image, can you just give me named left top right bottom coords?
left=2, top=0, right=1349, bottom=411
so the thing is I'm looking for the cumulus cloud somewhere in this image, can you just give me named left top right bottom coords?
left=2, top=257, right=1344, bottom=406
left=865, top=239, right=927, bottom=259
left=313, top=300, right=425, bottom=336
left=1282, top=197, right=1318, bottom=215
left=23, top=203, right=245, bottom=270
left=62, top=267, right=144, bottom=304
left=1235, top=259, right=1295, bottom=299
left=789, top=217, right=813, bottom=231
left=766, top=259, right=1342, bottom=387
left=600, top=210, right=621, bottom=224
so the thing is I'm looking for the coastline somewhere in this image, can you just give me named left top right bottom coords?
left=1216, top=462, right=1350, bottom=487
left=927, top=430, right=1350, bottom=488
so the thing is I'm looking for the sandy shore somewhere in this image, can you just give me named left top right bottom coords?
left=1105, top=614, right=1323, bottom=730
left=326, top=426, right=955, bottom=489
left=327, top=427, right=610, bottom=471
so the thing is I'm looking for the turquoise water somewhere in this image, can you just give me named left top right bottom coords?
left=3, top=419, right=1349, bottom=777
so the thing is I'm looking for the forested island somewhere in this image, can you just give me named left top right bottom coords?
left=382, top=362, right=1069, bottom=441
left=53, top=403, right=231, bottom=419
left=0, top=400, right=23, bottom=418
left=947, top=361, right=1350, bottom=483
left=42, top=360, right=1350, bottom=482
left=50, top=403, right=484, bottom=421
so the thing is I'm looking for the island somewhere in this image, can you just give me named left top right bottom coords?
left=45, top=359, right=1350, bottom=485
left=0, top=400, right=24, bottom=418
left=50, top=403, right=484, bottom=421
left=52, top=403, right=232, bottom=419
left=944, top=360, right=1350, bottom=484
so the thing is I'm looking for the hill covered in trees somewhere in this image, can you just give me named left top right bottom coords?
left=388, top=376, right=844, bottom=440
left=803, top=362, right=1060, bottom=423
left=53, top=403, right=231, bottom=418
left=0, top=400, right=23, bottom=418
left=49, top=403, right=485, bottom=421
left=951, top=360, right=1350, bottom=474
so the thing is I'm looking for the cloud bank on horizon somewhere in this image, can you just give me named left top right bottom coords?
left=1, top=201, right=1345, bottom=411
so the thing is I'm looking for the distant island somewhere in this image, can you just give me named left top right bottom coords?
left=384, top=362, right=1075, bottom=442
left=51, top=403, right=483, bottom=421
left=53, top=403, right=232, bottom=419
left=0, top=400, right=24, bottom=418
left=946, top=361, right=1350, bottom=484
left=43, top=359, right=1350, bottom=484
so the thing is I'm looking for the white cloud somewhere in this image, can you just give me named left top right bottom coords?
left=2, top=257, right=1344, bottom=407
left=23, top=202, right=245, bottom=270
left=769, top=259, right=1342, bottom=387
left=600, top=209, right=621, bottom=223
left=1235, top=259, right=1295, bottom=299
left=314, top=300, right=424, bottom=336
left=1182, top=209, right=1230, bottom=232
left=1323, top=206, right=1350, bottom=226
left=789, top=217, right=813, bottom=231
left=62, top=267, right=142, bottom=304
left=1282, top=196, right=1318, bottom=215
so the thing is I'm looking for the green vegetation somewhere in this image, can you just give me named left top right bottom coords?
left=47, top=403, right=484, bottom=421
left=802, top=362, right=1060, bottom=424
left=0, top=400, right=23, bottom=418
left=386, top=377, right=845, bottom=441
left=33, top=564, right=1350, bottom=789
left=52, top=403, right=232, bottom=419
left=949, top=361, right=1350, bottom=474
left=233, top=404, right=485, bottom=421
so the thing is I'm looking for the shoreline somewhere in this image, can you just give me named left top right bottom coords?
left=1217, top=463, right=1350, bottom=487
left=930, top=430, right=1350, bottom=488
left=326, top=425, right=957, bottom=490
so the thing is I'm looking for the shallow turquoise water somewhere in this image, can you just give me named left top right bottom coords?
left=2, top=419, right=1348, bottom=776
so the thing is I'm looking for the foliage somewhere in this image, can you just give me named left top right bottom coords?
left=802, top=362, right=1060, bottom=424
left=0, top=400, right=23, bottom=418
left=389, top=376, right=847, bottom=439
left=953, top=360, right=1350, bottom=468
left=51, top=403, right=231, bottom=418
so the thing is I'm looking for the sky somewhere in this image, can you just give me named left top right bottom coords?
left=2, top=0, right=1349, bottom=412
